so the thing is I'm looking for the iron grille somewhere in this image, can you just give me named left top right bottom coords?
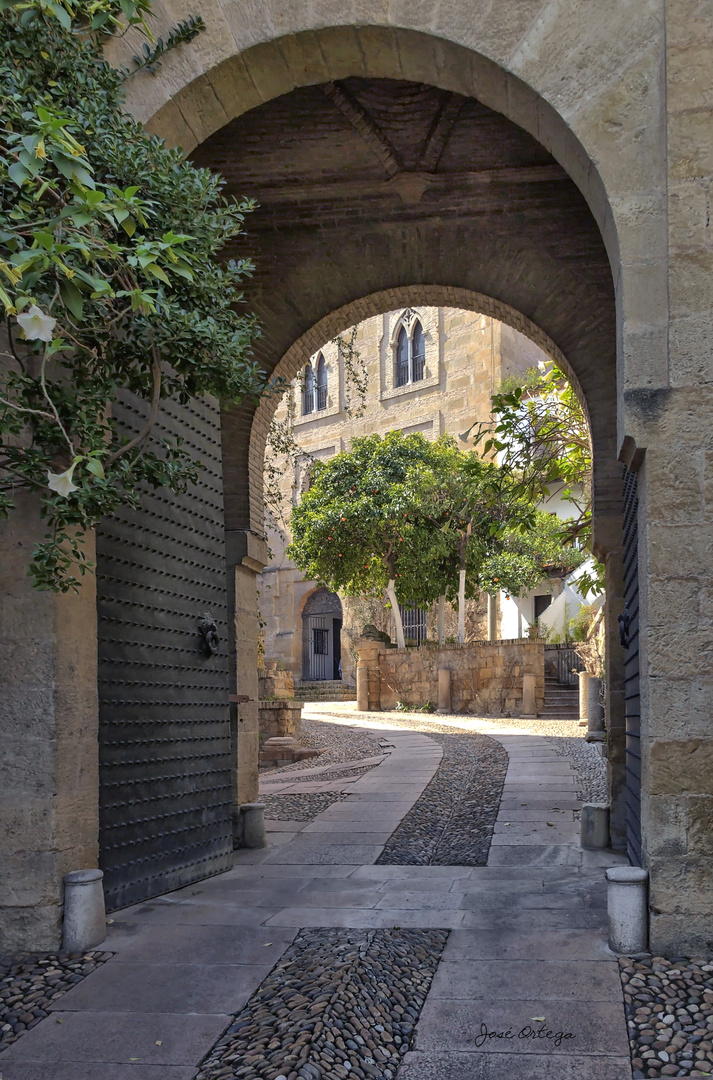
left=399, top=604, right=428, bottom=644
left=96, top=391, right=232, bottom=912
left=545, top=644, right=585, bottom=687
left=307, top=615, right=331, bottom=680
left=622, top=465, right=641, bottom=865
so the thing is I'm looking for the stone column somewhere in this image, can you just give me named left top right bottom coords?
left=0, top=496, right=99, bottom=952
left=522, top=673, right=537, bottom=718
left=356, top=660, right=369, bottom=711
left=226, top=530, right=268, bottom=844
left=437, top=668, right=451, bottom=713
left=578, top=671, right=590, bottom=722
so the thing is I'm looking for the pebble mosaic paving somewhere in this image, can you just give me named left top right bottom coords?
left=376, top=732, right=507, bottom=866
left=195, top=928, right=448, bottom=1080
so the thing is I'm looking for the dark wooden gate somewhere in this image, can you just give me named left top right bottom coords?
left=96, top=392, right=233, bottom=912
left=622, top=465, right=642, bottom=865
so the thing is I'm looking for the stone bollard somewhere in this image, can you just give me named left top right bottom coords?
left=241, top=802, right=266, bottom=848
left=356, top=660, right=369, bottom=712
left=606, top=866, right=649, bottom=953
left=521, top=673, right=536, bottom=718
left=578, top=670, right=589, bottom=726
left=437, top=668, right=451, bottom=713
left=63, top=869, right=106, bottom=953
left=581, top=803, right=609, bottom=848
left=586, top=676, right=605, bottom=742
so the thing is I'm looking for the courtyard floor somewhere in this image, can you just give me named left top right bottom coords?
left=1, top=707, right=712, bottom=1079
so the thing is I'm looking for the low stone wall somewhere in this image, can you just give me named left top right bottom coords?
left=355, top=638, right=545, bottom=717
left=258, top=699, right=303, bottom=739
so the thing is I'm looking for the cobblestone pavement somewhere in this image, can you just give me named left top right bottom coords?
left=262, top=790, right=354, bottom=822
left=622, top=955, right=713, bottom=1078
left=376, top=732, right=507, bottom=866
left=0, top=951, right=111, bottom=1054
left=195, top=928, right=448, bottom=1080
left=0, top=712, right=634, bottom=1080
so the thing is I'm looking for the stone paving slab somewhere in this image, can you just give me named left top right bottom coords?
left=0, top=1066, right=197, bottom=1080
left=460, top=906, right=606, bottom=932
left=397, top=1050, right=632, bottom=1079
left=262, top=841, right=384, bottom=864
left=444, top=928, right=615, bottom=961
left=427, top=959, right=624, bottom=1000
left=0, top=1012, right=229, bottom=1067
left=104, top=922, right=297, bottom=963
left=264, top=906, right=467, bottom=928
left=414, top=998, right=630, bottom=1055
left=46, top=961, right=268, bottom=1015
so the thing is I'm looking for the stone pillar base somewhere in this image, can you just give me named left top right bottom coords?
left=63, top=870, right=106, bottom=952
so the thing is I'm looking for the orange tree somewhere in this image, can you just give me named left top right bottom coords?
left=287, top=431, right=572, bottom=646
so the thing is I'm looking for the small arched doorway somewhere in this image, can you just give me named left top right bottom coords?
left=302, top=588, right=343, bottom=682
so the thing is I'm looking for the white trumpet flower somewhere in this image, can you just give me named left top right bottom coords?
left=47, top=463, right=79, bottom=498
left=16, top=304, right=56, bottom=343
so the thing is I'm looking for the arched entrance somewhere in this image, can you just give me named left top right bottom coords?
left=102, top=13, right=713, bottom=954
left=302, top=588, right=343, bottom=682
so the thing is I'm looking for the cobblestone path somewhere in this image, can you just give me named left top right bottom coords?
left=376, top=732, right=507, bottom=866
left=196, top=929, right=447, bottom=1080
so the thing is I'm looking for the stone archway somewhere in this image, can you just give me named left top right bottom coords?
left=301, top=589, right=344, bottom=683
left=106, top=11, right=713, bottom=954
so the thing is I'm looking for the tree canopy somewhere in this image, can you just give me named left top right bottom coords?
left=475, top=364, right=604, bottom=594
left=287, top=430, right=585, bottom=645
left=1, top=0, right=267, bottom=589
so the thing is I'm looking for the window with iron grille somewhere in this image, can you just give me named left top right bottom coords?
left=316, top=353, right=327, bottom=410
left=312, top=627, right=329, bottom=654
left=302, top=363, right=315, bottom=414
left=394, top=315, right=426, bottom=387
left=398, top=603, right=428, bottom=643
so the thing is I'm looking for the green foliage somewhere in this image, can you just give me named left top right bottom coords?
left=478, top=511, right=586, bottom=597
left=1, top=0, right=267, bottom=589
left=497, top=365, right=545, bottom=397
left=287, top=432, right=464, bottom=606
left=286, top=430, right=582, bottom=636
left=475, top=363, right=605, bottom=594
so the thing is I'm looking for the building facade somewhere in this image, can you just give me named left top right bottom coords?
left=260, top=305, right=553, bottom=684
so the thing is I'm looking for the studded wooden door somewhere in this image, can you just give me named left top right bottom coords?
left=96, top=392, right=233, bottom=912
left=622, top=466, right=642, bottom=866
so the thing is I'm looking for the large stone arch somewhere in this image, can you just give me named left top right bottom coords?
left=103, top=9, right=713, bottom=955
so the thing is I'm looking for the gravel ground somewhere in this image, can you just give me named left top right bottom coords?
left=195, top=927, right=448, bottom=1080
left=377, top=731, right=507, bottom=866
left=0, top=950, right=112, bottom=1053
left=263, top=791, right=353, bottom=822
left=621, top=956, right=713, bottom=1077
left=269, top=720, right=387, bottom=776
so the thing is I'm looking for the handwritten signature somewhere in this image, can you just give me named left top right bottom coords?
left=474, top=1022, right=575, bottom=1049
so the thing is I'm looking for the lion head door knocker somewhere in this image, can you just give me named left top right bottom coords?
left=618, top=606, right=631, bottom=649
left=198, top=613, right=219, bottom=657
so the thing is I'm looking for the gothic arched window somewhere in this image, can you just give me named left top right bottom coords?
left=316, top=353, right=328, bottom=410
left=394, top=313, right=426, bottom=387
left=302, top=363, right=315, bottom=415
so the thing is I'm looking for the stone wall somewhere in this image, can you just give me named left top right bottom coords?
left=0, top=498, right=98, bottom=952
left=355, top=638, right=545, bottom=717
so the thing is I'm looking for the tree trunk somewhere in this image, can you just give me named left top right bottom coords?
left=386, top=578, right=405, bottom=648
left=437, top=594, right=446, bottom=645
left=457, top=568, right=466, bottom=643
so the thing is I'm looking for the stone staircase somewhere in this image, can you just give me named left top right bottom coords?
left=294, top=680, right=357, bottom=702
left=539, top=674, right=580, bottom=720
